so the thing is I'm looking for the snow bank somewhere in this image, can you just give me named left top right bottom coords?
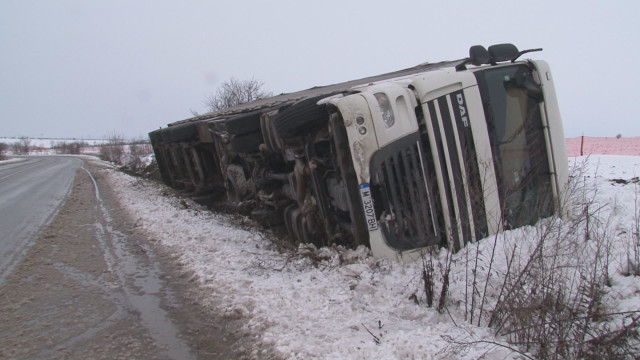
left=103, top=155, right=640, bottom=359
left=0, top=157, right=28, bottom=165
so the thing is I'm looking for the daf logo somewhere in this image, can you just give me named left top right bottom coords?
left=456, top=93, right=470, bottom=127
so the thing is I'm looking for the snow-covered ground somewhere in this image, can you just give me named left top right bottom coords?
left=103, top=155, right=640, bottom=359
left=0, top=137, right=110, bottom=148
left=0, top=137, right=151, bottom=159
left=0, top=137, right=109, bottom=155
left=0, top=157, right=28, bottom=165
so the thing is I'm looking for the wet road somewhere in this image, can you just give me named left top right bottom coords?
left=0, top=158, right=254, bottom=359
left=0, top=156, right=82, bottom=284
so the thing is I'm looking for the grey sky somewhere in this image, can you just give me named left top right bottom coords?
left=1, top=0, right=638, bottom=139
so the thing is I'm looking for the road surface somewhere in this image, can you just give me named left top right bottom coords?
left=0, top=157, right=275, bottom=359
left=0, top=156, right=82, bottom=284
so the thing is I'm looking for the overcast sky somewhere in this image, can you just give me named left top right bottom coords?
left=1, top=0, right=638, bottom=139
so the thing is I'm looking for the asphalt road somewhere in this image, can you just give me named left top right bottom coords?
left=0, top=157, right=266, bottom=359
left=0, top=156, right=83, bottom=285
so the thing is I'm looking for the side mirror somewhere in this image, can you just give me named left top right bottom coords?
left=488, top=43, right=520, bottom=64
left=456, top=45, right=490, bottom=71
left=469, top=45, right=490, bottom=66
left=456, top=44, right=543, bottom=71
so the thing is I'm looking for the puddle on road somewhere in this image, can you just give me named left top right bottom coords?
left=113, top=232, right=194, bottom=360
left=85, top=167, right=195, bottom=360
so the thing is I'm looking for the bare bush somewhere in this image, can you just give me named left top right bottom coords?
left=11, top=137, right=31, bottom=155
left=432, top=159, right=640, bottom=359
left=416, top=246, right=455, bottom=322
left=437, top=250, right=453, bottom=314
left=123, top=139, right=153, bottom=174
left=482, top=163, right=639, bottom=359
left=52, top=141, right=88, bottom=154
left=99, top=132, right=125, bottom=165
left=205, top=77, right=272, bottom=112
left=626, top=183, right=640, bottom=276
left=421, top=251, right=436, bottom=308
left=0, top=142, right=7, bottom=160
left=20, top=137, right=31, bottom=154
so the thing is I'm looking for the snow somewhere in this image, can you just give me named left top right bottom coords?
left=0, top=137, right=110, bottom=148
left=101, top=155, right=640, bottom=359
left=0, top=137, right=151, bottom=159
left=0, top=157, right=27, bottom=165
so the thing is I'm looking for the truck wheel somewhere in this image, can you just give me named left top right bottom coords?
left=284, top=204, right=302, bottom=243
left=260, top=111, right=283, bottom=153
left=284, top=204, right=320, bottom=245
left=230, top=132, right=263, bottom=153
left=225, top=111, right=262, bottom=136
left=272, top=94, right=335, bottom=138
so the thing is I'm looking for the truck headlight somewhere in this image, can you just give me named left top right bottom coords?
left=374, top=93, right=395, bottom=128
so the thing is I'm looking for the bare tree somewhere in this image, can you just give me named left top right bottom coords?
left=53, top=141, right=88, bottom=154
left=99, top=132, right=126, bottom=165
left=205, top=77, right=272, bottom=112
left=13, top=136, right=31, bottom=155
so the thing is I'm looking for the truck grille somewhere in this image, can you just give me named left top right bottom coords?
left=370, top=133, right=441, bottom=250
left=370, top=90, right=489, bottom=251
left=425, top=92, right=488, bottom=248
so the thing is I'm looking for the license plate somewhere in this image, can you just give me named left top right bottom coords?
left=359, top=184, right=378, bottom=231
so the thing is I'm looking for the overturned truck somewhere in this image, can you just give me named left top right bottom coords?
left=149, top=44, right=569, bottom=261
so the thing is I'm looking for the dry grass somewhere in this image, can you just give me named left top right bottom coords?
left=421, top=160, right=640, bottom=359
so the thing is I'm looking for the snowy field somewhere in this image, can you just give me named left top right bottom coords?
left=0, top=137, right=149, bottom=158
left=103, top=155, right=640, bottom=359
left=0, top=137, right=109, bottom=148
left=0, top=137, right=109, bottom=155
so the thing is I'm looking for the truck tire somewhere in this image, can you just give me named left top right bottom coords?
left=230, top=132, right=263, bottom=153
left=272, top=94, right=334, bottom=138
left=260, top=111, right=283, bottom=153
left=225, top=111, right=262, bottom=136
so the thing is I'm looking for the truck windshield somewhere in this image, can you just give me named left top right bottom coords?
left=475, top=64, right=553, bottom=229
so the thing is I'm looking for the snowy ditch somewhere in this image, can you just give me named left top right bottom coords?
left=103, top=155, right=640, bottom=359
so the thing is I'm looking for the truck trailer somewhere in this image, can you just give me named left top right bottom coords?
left=149, top=43, right=569, bottom=261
